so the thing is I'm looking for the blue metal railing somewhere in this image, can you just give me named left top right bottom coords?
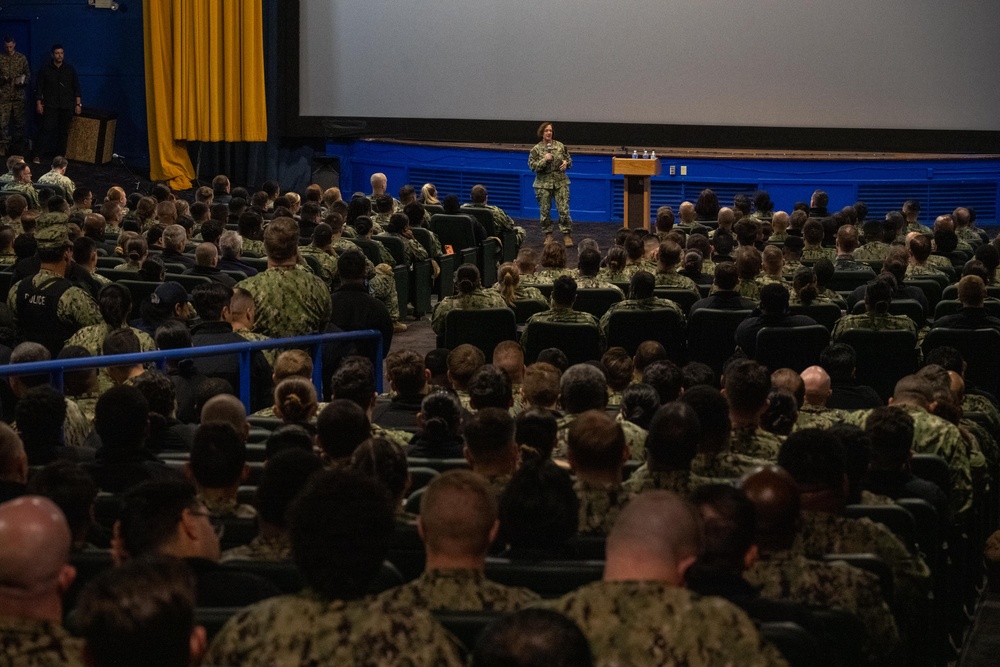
left=0, top=330, right=383, bottom=411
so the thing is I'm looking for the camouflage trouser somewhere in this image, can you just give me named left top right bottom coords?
left=0, top=98, right=25, bottom=154
left=535, top=186, right=572, bottom=234
left=370, top=272, right=400, bottom=321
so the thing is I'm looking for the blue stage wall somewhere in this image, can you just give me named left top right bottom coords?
left=0, top=1, right=148, bottom=165
left=327, top=140, right=1000, bottom=226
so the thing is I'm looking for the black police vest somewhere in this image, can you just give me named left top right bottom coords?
left=15, top=276, right=75, bottom=355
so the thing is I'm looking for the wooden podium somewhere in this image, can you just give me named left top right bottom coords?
left=66, top=109, right=117, bottom=165
left=612, top=157, right=661, bottom=230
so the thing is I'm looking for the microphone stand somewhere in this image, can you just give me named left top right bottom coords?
left=114, top=154, right=145, bottom=194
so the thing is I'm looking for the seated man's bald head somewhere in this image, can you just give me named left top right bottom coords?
left=740, top=466, right=799, bottom=551
left=0, top=496, right=74, bottom=597
left=605, top=491, right=702, bottom=584
left=800, top=365, right=831, bottom=407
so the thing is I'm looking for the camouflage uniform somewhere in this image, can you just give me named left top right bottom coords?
left=621, top=259, right=658, bottom=280
left=756, top=274, right=794, bottom=296
left=369, top=212, right=390, bottom=235
left=117, top=261, right=141, bottom=272
left=533, top=267, right=574, bottom=283
left=375, top=568, right=540, bottom=612
left=528, top=140, right=572, bottom=234
left=491, top=282, right=546, bottom=304
left=235, top=267, right=332, bottom=339
left=781, top=258, right=804, bottom=278
left=573, top=479, right=632, bottom=534
left=201, top=495, right=257, bottom=520
left=7, top=268, right=103, bottom=339
left=904, top=263, right=946, bottom=279
left=555, top=413, right=648, bottom=462
left=369, top=267, right=401, bottom=321
left=370, top=424, right=412, bottom=453
left=0, top=252, right=16, bottom=266
left=0, top=47, right=29, bottom=155
left=203, top=590, right=465, bottom=666
left=297, top=245, right=338, bottom=285
left=548, top=580, right=787, bottom=667
left=794, top=510, right=932, bottom=619
left=690, top=450, right=769, bottom=479
left=906, top=222, right=933, bottom=235
left=958, top=227, right=981, bottom=244
left=385, top=232, right=429, bottom=266
left=68, top=391, right=99, bottom=425
left=745, top=550, right=900, bottom=662
left=896, top=404, right=972, bottom=516
left=788, top=292, right=837, bottom=307
left=454, top=390, right=473, bottom=412
left=8, top=182, right=39, bottom=210
left=621, top=466, right=706, bottom=496
left=802, top=244, right=836, bottom=261
left=462, top=202, right=526, bottom=248
left=854, top=241, right=891, bottom=262
left=232, top=329, right=279, bottom=368
left=430, top=287, right=508, bottom=335
left=574, top=275, right=625, bottom=296
left=794, top=403, right=847, bottom=431
left=221, top=534, right=292, bottom=563
left=597, top=267, right=632, bottom=283
left=63, top=399, right=94, bottom=448
left=735, top=279, right=762, bottom=301
left=729, top=425, right=782, bottom=461
left=599, top=296, right=685, bottom=334
left=242, top=238, right=265, bottom=257
left=654, top=270, right=699, bottom=293
left=65, top=323, right=156, bottom=357
left=831, top=312, right=917, bottom=341
left=516, top=271, right=545, bottom=286
left=0, top=617, right=85, bottom=666
left=521, top=306, right=605, bottom=357
left=37, top=169, right=75, bottom=194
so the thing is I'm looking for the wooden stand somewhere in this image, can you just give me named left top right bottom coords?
left=612, top=157, right=661, bottom=230
left=66, top=109, right=117, bottom=165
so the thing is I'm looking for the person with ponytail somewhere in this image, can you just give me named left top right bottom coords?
left=789, top=267, right=825, bottom=306
left=493, top=262, right=546, bottom=307
left=408, top=391, right=465, bottom=458
left=273, top=377, right=320, bottom=432
left=431, top=263, right=508, bottom=335
left=598, top=245, right=630, bottom=283
left=831, top=274, right=917, bottom=341
left=120, top=235, right=147, bottom=272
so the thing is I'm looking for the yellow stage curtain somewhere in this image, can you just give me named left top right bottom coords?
left=144, top=0, right=268, bottom=190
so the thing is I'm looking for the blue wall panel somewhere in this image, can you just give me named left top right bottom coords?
left=0, top=1, right=148, bottom=165
left=327, top=140, right=1000, bottom=225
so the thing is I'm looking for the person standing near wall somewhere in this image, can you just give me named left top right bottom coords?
left=34, top=44, right=80, bottom=162
left=0, top=36, right=29, bottom=157
left=528, top=121, right=573, bottom=247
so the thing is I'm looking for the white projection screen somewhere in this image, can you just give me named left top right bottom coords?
left=299, top=0, right=1000, bottom=133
